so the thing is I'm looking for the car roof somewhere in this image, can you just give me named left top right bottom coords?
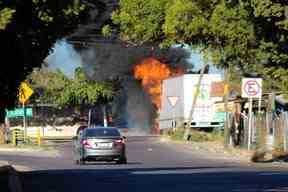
left=86, top=126, right=118, bottom=130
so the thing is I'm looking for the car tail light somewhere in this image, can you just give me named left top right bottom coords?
left=81, top=139, right=92, bottom=148
left=114, top=139, right=124, bottom=145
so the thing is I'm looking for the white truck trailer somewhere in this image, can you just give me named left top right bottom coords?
left=159, top=74, right=224, bottom=130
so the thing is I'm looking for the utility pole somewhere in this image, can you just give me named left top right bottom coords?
left=223, top=68, right=230, bottom=148
left=88, top=109, right=91, bottom=127
left=183, top=62, right=208, bottom=140
left=23, top=102, right=27, bottom=142
left=247, top=97, right=253, bottom=150
left=103, top=105, right=107, bottom=127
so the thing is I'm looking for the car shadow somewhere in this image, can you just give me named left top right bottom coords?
left=79, top=161, right=142, bottom=166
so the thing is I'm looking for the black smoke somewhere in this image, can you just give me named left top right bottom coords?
left=74, top=43, right=192, bottom=133
left=65, top=0, right=193, bottom=133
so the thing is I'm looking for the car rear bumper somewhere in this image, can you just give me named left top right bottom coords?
left=82, top=148, right=125, bottom=161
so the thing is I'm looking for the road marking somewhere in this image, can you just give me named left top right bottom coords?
left=258, top=172, right=283, bottom=176
left=131, top=168, right=236, bottom=175
left=264, top=188, right=288, bottom=192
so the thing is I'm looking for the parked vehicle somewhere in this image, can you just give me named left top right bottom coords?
left=73, top=127, right=127, bottom=165
left=159, top=74, right=224, bottom=130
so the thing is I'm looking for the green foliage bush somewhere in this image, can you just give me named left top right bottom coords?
left=27, top=67, right=113, bottom=106
left=111, top=0, right=288, bottom=93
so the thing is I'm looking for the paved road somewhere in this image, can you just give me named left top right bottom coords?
left=1, top=136, right=288, bottom=192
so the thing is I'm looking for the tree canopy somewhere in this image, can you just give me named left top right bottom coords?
left=0, top=0, right=89, bottom=122
left=111, top=0, right=288, bottom=93
left=26, top=67, right=114, bottom=106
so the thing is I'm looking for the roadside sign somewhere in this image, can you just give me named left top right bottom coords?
left=167, top=96, right=179, bottom=107
left=241, top=78, right=262, bottom=98
left=241, top=78, right=263, bottom=150
left=214, top=102, right=235, bottom=112
left=210, top=81, right=224, bottom=97
left=18, top=82, right=34, bottom=104
left=5, top=108, right=33, bottom=118
left=224, top=84, right=229, bottom=96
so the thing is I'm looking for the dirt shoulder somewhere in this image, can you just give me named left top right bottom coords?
left=160, top=136, right=288, bottom=169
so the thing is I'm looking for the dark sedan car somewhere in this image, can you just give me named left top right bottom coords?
left=73, top=127, right=127, bottom=165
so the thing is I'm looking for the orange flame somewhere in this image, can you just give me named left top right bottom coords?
left=134, top=57, right=183, bottom=109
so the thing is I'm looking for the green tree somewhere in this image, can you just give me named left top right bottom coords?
left=251, top=0, right=288, bottom=92
left=111, top=0, right=288, bottom=93
left=27, top=67, right=113, bottom=106
left=57, top=68, right=113, bottom=106
left=26, top=67, right=71, bottom=104
left=0, top=0, right=91, bottom=122
left=0, top=7, right=15, bottom=30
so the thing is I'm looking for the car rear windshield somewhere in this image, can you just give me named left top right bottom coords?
left=84, top=128, right=120, bottom=137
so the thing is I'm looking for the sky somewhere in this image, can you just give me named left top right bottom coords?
left=45, top=39, right=82, bottom=78
left=45, top=40, right=223, bottom=78
left=173, top=44, right=223, bottom=75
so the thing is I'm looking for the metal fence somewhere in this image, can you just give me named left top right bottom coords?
left=11, top=128, right=41, bottom=146
left=229, top=112, right=288, bottom=152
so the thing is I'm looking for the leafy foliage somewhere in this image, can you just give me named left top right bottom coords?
left=27, top=67, right=114, bottom=106
left=0, top=0, right=89, bottom=122
left=111, top=0, right=288, bottom=92
left=0, top=7, right=15, bottom=30
left=112, top=0, right=168, bottom=45
left=102, top=25, right=112, bottom=37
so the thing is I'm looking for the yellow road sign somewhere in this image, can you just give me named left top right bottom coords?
left=18, top=82, right=34, bottom=104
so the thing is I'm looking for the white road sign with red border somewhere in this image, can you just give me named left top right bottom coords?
left=241, top=78, right=262, bottom=98
left=167, top=96, right=179, bottom=107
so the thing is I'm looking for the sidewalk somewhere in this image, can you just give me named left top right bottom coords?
left=0, top=144, right=60, bottom=157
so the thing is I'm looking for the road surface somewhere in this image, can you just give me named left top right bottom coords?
left=0, top=136, right=288, bottom=192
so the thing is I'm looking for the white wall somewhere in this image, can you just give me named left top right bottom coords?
left=183, top=74, right=222, bottom=121
left=159, top=75, right=184, bottom=129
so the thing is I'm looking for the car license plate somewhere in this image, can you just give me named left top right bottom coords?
left=98, top=143, right=112, bottom=148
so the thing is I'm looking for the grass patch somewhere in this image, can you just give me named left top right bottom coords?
left=170, top=129, right=224, bottom=142
left=170, top=130, right=185, bottom=140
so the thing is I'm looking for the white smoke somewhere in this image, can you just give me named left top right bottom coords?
left=45, top=39, right=82, bottom=78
